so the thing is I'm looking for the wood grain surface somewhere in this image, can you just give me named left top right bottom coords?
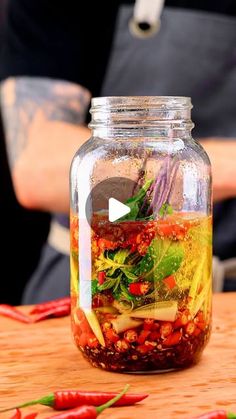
left=0, top=293, right=236, bottom=419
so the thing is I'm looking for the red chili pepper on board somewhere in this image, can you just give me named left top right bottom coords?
left=32, top=305, right=70, bottom=322
left=8, top=410, right=38, bottom=419
left=10, top=409, right=21, bottom=419
left=191, top=411, right=236, bottom=419
left=45, top=385, right=130, bottom=419
left=2, top=387, right=147, bottom=411
left=0, top=305, right=32, bottom=324
left=30, top=297, right=71, bottom=314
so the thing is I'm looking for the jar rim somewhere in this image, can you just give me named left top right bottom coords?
left=91, top=96, right=192, bottom=110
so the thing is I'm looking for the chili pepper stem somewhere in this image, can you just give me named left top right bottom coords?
left=228, top=414, right=236, bottom=419
left=0, top=394, right=54, bottom=412
left=96, top=384, right=130, bottom=415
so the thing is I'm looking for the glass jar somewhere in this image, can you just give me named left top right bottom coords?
left=70, top=96, right=212, bottom=373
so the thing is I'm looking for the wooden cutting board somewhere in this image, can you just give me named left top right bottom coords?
left=0, top=293, right=236, bottom=419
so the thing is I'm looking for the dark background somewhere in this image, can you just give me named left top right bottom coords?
left=0, top=0, right=50, bottom=304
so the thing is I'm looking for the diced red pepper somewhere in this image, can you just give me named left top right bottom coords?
left=193, top=327, right=201, bottom=336
left=174, top=309, right=190, bottom=329
left=136, top=227, right=155, bottom=255
left=137, top=330, right=151, bottom=345
left=98, top=271, right=106, bottom=285
left=137, top=341, right=156, bottom=354
left=75, top=309, right=92, bottom=333
left=196, top=321, right=206, bottom=331
left=156, top=219, right=189, bottom=240
left=78, top=333, right=88, bottom=347
left=97, top=238, right=117, bottom=251
left=105, top=328, right=119, bottom=343
left=160, top=322, right=173, bottom=338
left=92, top=295, right=104, bottom=309
left=185, top=321, right=196, bottom=336
left=163, top=331, right=182, bottom=347
left=163, top=275, right=176, bottom=290
left=124, top=329, right=138, bottom=343
left=129, top=282, right=150, bottom=296
left=194, top=311, right=206, bottom=331
left=151, top=322, right=160, bottom=331
left=115, top=339, right=130, bottom=353
left=102, top=322, right=111, bottom=332
left=149, top=331, right=161, bottom=341
left=143, top=319, right=154, bottom=331
left=87, top=333, right=99, bottom=348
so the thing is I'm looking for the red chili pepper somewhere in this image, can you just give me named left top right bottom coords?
left=163, top=275, right=176, bottom=290
left=45, top=385, right=130, bottom=418
left=30, top=297, right=71, bottom=314
left=124, top=330, right=138, bottom=343
left=137, top=330, right=151, bottom=344
left=105, top=328, right=119, bottom=344
left=163, top=331, right=182, bottom=347
left=174, top=309, right=190, bottom=329
left=160, top=322, right=173, bottom=338
left=2, top=386, right=147, bottom=411
left=97, top=272, right=106, bottom=285
left=143, top=319, right=154, bottom=331
left=9, top=409, right=21, bottom=419
left=185, top=321, right=196, bottom=336
left=33, top=305, right=70, bottom=322
left=23, top=413, right=38, bottom=419
left=191, top=410, right=236, bottom=419
left=0, top=305, right=32, bottom=324
left=129, top=282, right=150, bottom=296
left=97, top=238, right=117, bottom=251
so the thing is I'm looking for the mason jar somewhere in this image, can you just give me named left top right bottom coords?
left=70, top=96, right=212, bottom=373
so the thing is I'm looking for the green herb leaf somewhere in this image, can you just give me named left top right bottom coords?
left=120, top=282, right=135, bottom=301
left=113, top=249, right=130, bottom=264
left=95, top=248, right=131, bottom=274
left=120, top=179, right=153, bottom=221
left=91, top=279, right=99, bottom=296
left=159, top=203, right=173, bottom=217
left=137, top=238, right=184, bottom=281
left=121, top=268, right=139, bottom=282
left=98, top=277, right=120, bottom=291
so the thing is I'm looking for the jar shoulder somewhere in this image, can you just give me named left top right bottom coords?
left=70, top=135, right=211, bottom=171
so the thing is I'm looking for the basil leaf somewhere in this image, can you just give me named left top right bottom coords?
left=137, top=238, right=184, bottom=281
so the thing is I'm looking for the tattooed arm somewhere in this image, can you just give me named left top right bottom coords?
left=0, top=77, right=91, bottom=213
left=199, top=139, right=236, bottom=202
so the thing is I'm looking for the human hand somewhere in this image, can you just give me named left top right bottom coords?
left=200, top=138, right=236, bottom=202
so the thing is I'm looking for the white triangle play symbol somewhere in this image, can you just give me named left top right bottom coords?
left=108, top=197, right=131, bottom=222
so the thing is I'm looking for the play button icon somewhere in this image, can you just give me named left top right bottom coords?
left=85, top=176, right=147, bottom=243
left=108, top=198, right=131, bottom=222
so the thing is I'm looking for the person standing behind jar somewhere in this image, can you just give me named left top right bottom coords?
left=0, top=0, right=236, bottom=303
